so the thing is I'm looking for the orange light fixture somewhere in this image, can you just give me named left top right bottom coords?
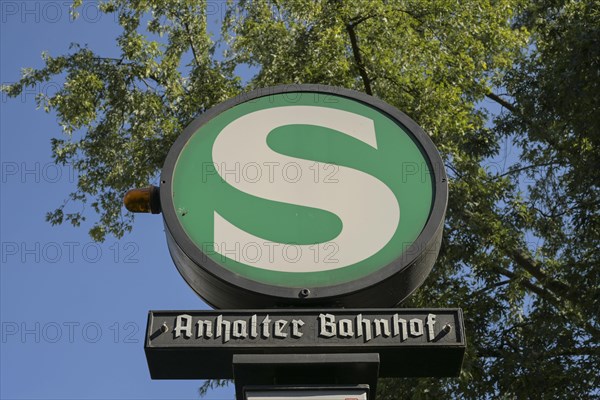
left=123, top=186, right=161, bottom=214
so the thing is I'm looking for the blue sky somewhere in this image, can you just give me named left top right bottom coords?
left=0, top=3, right=531, bottom=399
left=1, top=2, right=232, bottom=399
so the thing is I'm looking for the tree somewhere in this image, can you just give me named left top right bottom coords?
left=3, top=0, right=598, bottom=398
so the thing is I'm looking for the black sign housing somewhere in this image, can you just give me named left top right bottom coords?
left=145, top=308, right=465, bottom=379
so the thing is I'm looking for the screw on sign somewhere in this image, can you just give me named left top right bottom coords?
left=125, top=85, right=448, bottom=309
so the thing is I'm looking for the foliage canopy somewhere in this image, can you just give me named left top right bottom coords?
left=4, top=0, right=599, bottom=398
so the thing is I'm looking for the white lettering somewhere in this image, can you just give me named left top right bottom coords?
left=339, top=319, right=354, bottom=337
left=319, top=313, right=336, bottom=338
left=174, top=315, right=192, bottom=339
left=393, top=314, right=408, bottom=341
left=426, top=314, right=436, bottom=342
left=232, top=320, right=247, bottom=338
left=261, top=315, right=271, bottom=338
left=356, top=314, right=372, bottom=342
left=274, top=320, right=288, bottom=338
left=291, top=319, right=304, bottom=338
left=250, top=315, right=258, bottom=338
left=373, top=318, right=391, bottom=337
left=196, top=320, right=213, bottom=338
left=216, top=315, right=231, bottom=343
left=409, top=318, right=424, bottom=337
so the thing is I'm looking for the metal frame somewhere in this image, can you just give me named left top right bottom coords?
left=144, top=308, right=466, bottom=379
left=243, top=384, right=371, bottom=399
left=160, top=84, right=448, bottom=309
left=234, top=355, right=377, bottom=400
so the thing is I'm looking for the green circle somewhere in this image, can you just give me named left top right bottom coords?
left=172, top=92, right=434, bottom=287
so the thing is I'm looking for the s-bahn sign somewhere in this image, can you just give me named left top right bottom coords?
left=160, top=85, right=448, bottom=309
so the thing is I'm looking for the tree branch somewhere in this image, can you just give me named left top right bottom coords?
left=349, top=14, right=375, bottom=26
left=182, top=21, right=202, bottom=67
left=486, top=92, right=517, bottom=113
left=478, top=346, right=600, bottom=358
left=492, top=263, right=600, bottom=340
left=507, top=248, right=575, bottom=304
left=496, top=161, right=559, bottom=178
left=346, top=21, right=373, bottom=95
left=491, top=265, right=560, bottom=304
left=472, top=279, right=513, bottom=296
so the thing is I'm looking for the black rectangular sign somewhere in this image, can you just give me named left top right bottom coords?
left=145, top=308, right=465, bottom=379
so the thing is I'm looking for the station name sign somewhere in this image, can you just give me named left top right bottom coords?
left=173, top=312, right=442, bottom=343
left=145, top=309, right=465, bottom=379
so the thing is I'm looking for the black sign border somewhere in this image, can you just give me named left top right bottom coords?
left=145, top=308, right=465, bottom=379
left=160, top=84, right=448, bottom=309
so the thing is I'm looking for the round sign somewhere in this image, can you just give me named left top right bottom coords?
left=161, top=85, right=447, bottom=309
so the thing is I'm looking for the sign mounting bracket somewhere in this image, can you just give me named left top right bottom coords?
left=233, top=353, right=379, bottom=400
